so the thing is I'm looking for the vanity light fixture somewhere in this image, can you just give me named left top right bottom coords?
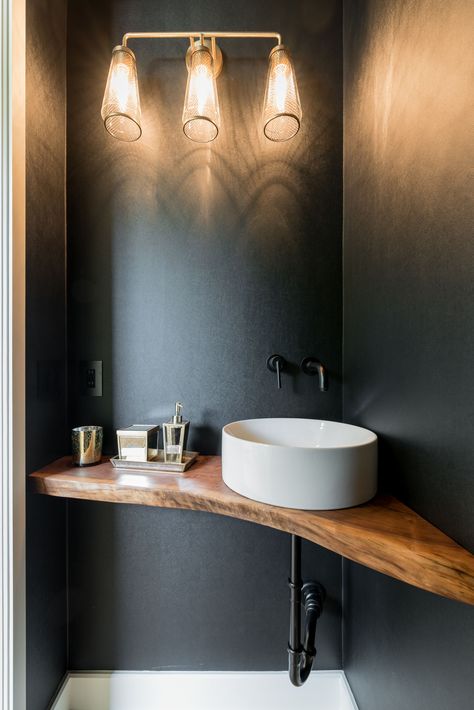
left=101, top=31, right=302, bottom=143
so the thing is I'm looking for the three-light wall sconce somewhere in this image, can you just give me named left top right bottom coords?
left=101, top=31, right=302, bottom=144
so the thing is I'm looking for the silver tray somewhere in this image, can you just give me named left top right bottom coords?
left=110, top=449, right=199, bottom=474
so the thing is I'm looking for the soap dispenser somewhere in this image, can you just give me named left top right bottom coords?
left=163, top=402, right=189, bottom=463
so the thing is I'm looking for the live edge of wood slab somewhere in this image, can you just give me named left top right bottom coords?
left=30, top=455, right=474, bottom=607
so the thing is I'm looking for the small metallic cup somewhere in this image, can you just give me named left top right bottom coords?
left=72, top=426, right=103, bottom=466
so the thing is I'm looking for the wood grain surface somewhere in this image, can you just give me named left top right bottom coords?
left=30, top=455, right=474, bottom=606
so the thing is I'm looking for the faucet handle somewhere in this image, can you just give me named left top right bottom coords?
left=267, top=354, right=286, bottom=390
left=301, top=357, right=328, bottom=392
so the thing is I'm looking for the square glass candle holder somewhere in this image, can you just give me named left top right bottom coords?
left=117, top=424, right=159, bottom=462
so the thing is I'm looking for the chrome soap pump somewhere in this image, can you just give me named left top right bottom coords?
left=163, top=402, right=189, bottom=463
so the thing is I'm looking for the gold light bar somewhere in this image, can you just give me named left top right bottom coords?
left=122, top=31, right=282, bottom=47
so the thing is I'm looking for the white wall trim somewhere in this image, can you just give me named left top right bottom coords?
left=50, top=671, right=358, bottom=710
left=1, top=0, right=26, bottom=709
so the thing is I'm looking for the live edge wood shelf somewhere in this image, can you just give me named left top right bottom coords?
left=30, top=455, right=474, bottom=607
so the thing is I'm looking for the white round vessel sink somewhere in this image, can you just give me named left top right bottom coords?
left=222, top=418, right=377, bottom=510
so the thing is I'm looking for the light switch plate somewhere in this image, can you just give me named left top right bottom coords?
left=80, top=360, right=103, bottom=397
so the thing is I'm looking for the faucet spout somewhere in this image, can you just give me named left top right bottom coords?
left=315, top=362, right=328, bottom=392
left=300, top=357, right=328, bottom=391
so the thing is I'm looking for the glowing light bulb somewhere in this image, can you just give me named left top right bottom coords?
left=110, top=63, right=131, bottom=113
left=274, top=64, right=290, bottom=113
left=262, top=45, right=302, bottom=142
left=182, top=44, right=220, bottom=143
left=101, top=45, right=142, bottom=142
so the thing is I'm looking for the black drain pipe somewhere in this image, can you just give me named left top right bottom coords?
left=288, top=535, right=326, bottom=687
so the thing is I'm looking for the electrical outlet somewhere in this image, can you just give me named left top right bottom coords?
left=80, top=360, right=103, bottom=397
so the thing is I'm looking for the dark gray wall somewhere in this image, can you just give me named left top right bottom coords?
left=69, top=504, right=342, bottom=670
left=67, top=0, right=343, bottom=670
left=344, top=564, right=474, bottom=710
left=343, top=1, right=474, bottom=708
left=26, top=1, right=68, bottom=708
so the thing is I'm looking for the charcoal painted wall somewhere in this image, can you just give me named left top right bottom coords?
left=67, top=0, right=343, bottom=670
left=26, top=0, right=68, bottom=708
left=343, top=1, right=474, bottom=708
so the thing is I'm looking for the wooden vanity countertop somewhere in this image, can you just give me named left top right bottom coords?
left=30, top=455, right=474, bottom=606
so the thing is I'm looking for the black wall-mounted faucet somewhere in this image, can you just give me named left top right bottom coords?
left=301, top=357, right=328, bottom=391
left=267, top=354, right=287, bottom=389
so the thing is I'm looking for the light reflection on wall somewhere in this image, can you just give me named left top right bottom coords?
left=345, top=0, right=472, bottom=184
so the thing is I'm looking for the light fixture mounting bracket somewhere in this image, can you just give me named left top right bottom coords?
left=185, top=38, right=223, bottom=78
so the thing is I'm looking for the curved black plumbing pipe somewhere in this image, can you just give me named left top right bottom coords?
left=288, top=535, right=326, bottom=687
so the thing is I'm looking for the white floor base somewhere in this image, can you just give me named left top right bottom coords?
left=51, top=671, right=358, bottom=710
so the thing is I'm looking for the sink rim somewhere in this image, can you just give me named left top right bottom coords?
left=222, top=417, right=377, bottom=451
